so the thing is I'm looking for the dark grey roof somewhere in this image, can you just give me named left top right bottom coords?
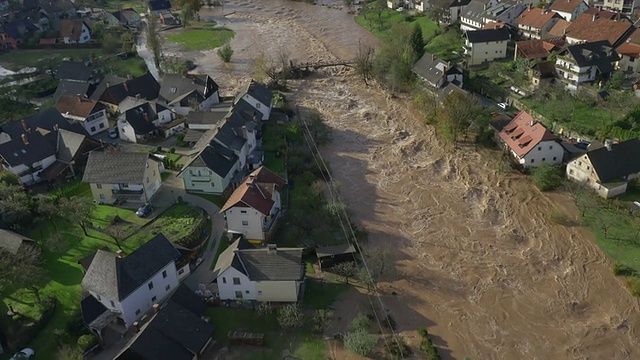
left=586, top=138, right=640, bottom=183
left=465, top=27, right=511, bottom=43
left=438, top=83, right=468, bottom=103
left=81, top=295, right=108, bottom=325
left=316, top=243, right=357, bottom=258
left=159, top=74, right=219, bottom=104
left=90, top=76, right=126, bottom=101
left=0, top=131, right=57, bottom=167
left=148, top=0, right=172, bottom=11
left=170, top=284, right=206, bottom=316
left=1, top=108, right=88, bottom=139
left=1, top=19, right=38, bottom=41
left=230, top=99, right=264, bottom=123
left=235, top=80, right=272, bottom=107
left=148, top=301, right=213, bottom=353
left=212, top=238, right=255, bottom=277
left=461, top=0, right=487, bottom=24
left=57, top=128, right=89, bottom=163
left=214, top=239, right=303, bottom=281
left=56, top=61, right=92, bottom=82
left=124, top=103, right=158, bottom=135
left=82, top=234, right=181, bottom=301
left=561, top=41, right=619, bottom=71
left=412, top=52, right=452, bottom=86
left=213, top=121, right=246, bottom=151
left=82, top=151, right=153, bottom=184
left=117, top=327, right=194, bottom=360
left=53, top=80, right=92, bottom=102
left=99, top=73, right=160, bottom=105
left=184, top=141, right=239, bottom=178
left=186, top=111, right=226, bottom=126
left=0, top=229, right=35, bottom=255
left=183, top=128, right=205, bottom=143
left=77, top=246, right=110, bottom=272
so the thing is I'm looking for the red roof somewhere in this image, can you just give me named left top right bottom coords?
left=516, top=40, right=557, bottom=59
left=498, top=111, right=558, bottom=157
left=516, top=8, right=560, bottom=29
left=547, top=19, right=570, bottom=38
left=583, top=7, right=620, bottom=20
left=220, top=166, right=286, bottom=215
left=549, top=0, right=585, bottom=14
left=565, top=13, right=633, bottom=46
left=625, top=27, right=640, bottom=46
left=617, top=43, right=640, bottom=58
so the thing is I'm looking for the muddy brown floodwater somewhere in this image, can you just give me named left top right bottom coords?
left=181, top=1, right=640, bottom=358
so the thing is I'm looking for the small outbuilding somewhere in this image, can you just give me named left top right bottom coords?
left=315, top=243, right=357, bottom=271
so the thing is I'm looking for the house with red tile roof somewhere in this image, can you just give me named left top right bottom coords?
left=60, top=19, right=91, bottom=44
left=514, top=39, right=561, bottom=60
left=496, top=111, right=563, bottom=167
left=220, top=166, right=286, bottom=244
left=616, top=42, right=640, bottom=73
left=548, top=0, right=589, bottom=21
left=546, top=18, right=570, bottom=39
left=516, top=6, right=562, bottom=39
left=564, top=13, right=633, bottom=47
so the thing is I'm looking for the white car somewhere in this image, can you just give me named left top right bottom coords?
left=396, top=7, right=403, bottom=11
left=10, top=348, right=35, bottom=360
left=108, top=127, right=119, bottom=139
left=497, top=102, right=508, bottom=110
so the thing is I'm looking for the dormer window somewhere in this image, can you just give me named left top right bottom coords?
left=170, top=86, right=177, bottom=93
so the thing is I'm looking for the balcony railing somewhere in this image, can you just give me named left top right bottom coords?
left=112, top=188, right=144, bottom=195
left=190, top=175, right=211, bottom=182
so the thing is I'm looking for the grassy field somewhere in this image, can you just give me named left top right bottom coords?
left=166, top=22, right=235, bottom=51
left=102, top=55, right=148, bottom=78
left=355, top=10, right=439, bottom=41
left=103, top=0, right=147, bottom=13
left=0, top=49, right=99, bottom=70
left=303, top=278, right=350, bottom=309
left=127, top=203, right=204, bottom=244
left=425, top=28, right=464, bottom=62
left=262, top=121, right=287, bottom=177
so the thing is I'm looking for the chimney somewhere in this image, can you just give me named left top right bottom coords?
left=21, top=133, right=28, bottom=145
left=21, top=119, right=28, bottom=132
left=127, top=74, right=132, bottom=80
left=116, top=249, right=124, bottom=258
left=143, top=112, right=149, bottom=122
left=123, top=81, right=129, bottom=92
left=106, top=81, right=110, bottom=88
left=527, top=3, right=531, bottom=10
left=152, top=303, right=160, bottom=313
left=592, top=14, right=597, bottom=21
left=132, top=321, right=140, bottom=333
left=136, top=93, right=140, bottom=100
left=604, top=139, right=613, bottom=151
left=53, top=124, right=59, bottom=131
left=267, top=243, right=277, bottom=255
left=431, top=53, right=435, bottom=61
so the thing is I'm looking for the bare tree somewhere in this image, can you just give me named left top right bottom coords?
left=102, top=225, right=126, bottom=251
left=330, top=261, right=357, bottom=284
left=37, top=197, right=59, bottom=230
left=59, top=196, right=96, bottom=236
left=354, top=41, right=375, bottom=85
left=146, top=13, right=164, bottom=69
left=367, top=245, right=397, bottom=277
left=357, top=266, right=376, bottom=292
left=43, top=232, right=69, bottom=254
left=13, top=246, right=50, bottom=303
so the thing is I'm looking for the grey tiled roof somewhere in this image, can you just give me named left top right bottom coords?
left=0, top=131, right=57, bottom=167
left=183, top=141, right=239, bottom=178
left=235, top=80, right=272, bottom=107
left=56, top=129, right=88, bottom=163
left=0, top=229, right=35, bottom=255
left=82, top=151, right=152, bottom=184
left=81, top=234, right=180, bottom=301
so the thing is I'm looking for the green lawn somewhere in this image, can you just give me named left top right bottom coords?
left=0, top=49, right=99, bottom=70
left=103, top=0, right=147, bottom=13
left=102, top=55, right=148, bottom=78
left=127, top=203, right=204, bottom=244
left=190, top=192, right=225, bottom=208
left=166, top=22, right=235, bottom=51
left=355, top=10, right=439, bottom=41
left=264, top=151, right=286, bottom=177
left=425, top=28, right=464, bottom=62
left=303, top=278, right=350, bottom=309
left=161, top=170, right=173, bottom=181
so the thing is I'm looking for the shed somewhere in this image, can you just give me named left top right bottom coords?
left=315, top=243, right=357, bottom=271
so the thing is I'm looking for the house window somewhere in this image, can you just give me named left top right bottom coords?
left=569, top=169, right=574, bottom=175
left=549, top=145, right=553, bottom=150
left=240, top=210, right=247, bottom=214
left=242, top=220, right=249, bottom=226
left=110, top=300, right=115, bottom=307
left=151, top=295, right=157, bottom=302
left=222, top=277, right=227, bottom=284
left=153, top=170, right=156, bottom=176
left=233, top=277, right=241, bottom=285
left=99, top=194, right=105, bottom=200
left=99, top=123, right=105, bottom=129
left=178, top=268, right=185, bottom=275
left=210, top=182, right=215, bottom=188
left=537, top=147, right=541, bottom=151
left=165, top=284, right=171, bottom=291
left=245, top=290, right=249, bottom=294
left=553, top=157, right=557, bottom=161
left=189, top=169, right=194, bottom=175
left=90, top=126, right=96, bottom=132
left=578, top=161, right=582, bottom=166
left=162, top=270, right=167, bottom=278
left=257, top=290, right=263, bottom=295
left=146, top=177, right=149, bottom=183
left=587, top=166, right=590, bottom=170
left=148, top=281, right=154, bottom=290
left=530, top=159, right=534, bottom=163
left=135, top=309, right=141, bottom=315
left=542, top=158, right=546, bottom=161
left=96, top=183, right=102, bottom=189
left=235, top=291, right=243, bottom=298
left=170, top=86, right=177, bottom=93
left=256, top=103, right=261, bottom=108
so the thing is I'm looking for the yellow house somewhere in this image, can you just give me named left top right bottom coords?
left=82, top=151, right=164, bottom=204
left=464, top=27, right=511, bottom=66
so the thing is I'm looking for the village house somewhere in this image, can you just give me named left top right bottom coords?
left=516, top=7, right=561, bottom=39
left=412, top=52, right=463, bottom=88
left=179, top=141, right=242, bottom=196
left=548, top=0, right=589, bottom=21
left=148, top=0, right=172, bottom=16
left=460, top=0, right=523, bottom=31
left=116, top=97, right=177, bottom=143
left=91, top=73, right=161, bottom=114
left=0, top=132, right=56, bottom=184
left=464, top=27, right=511, bottom=66
left=212, top=238, right=305, bottom=303
left=0, top=229, right=36, bottom=255
left=108, top=8, right=141, bottom=27
left=186, top=110, right=227, bottom=131
left=220, top=166, right=286, bottom=244
left=566, top=139, right=640, bottom=198
left=564, top=12, right=633, bottom=47
left=60, top=19, right=91, bottom=44
left=530, top=61, right=556, bottom=88
left=53, top=80, right=93, bottom=102
left=234, top=80, right=273, bottom=121
left=82, top=151, right=163, bottom=204
left=460, top=0, right=490, bottom=31
left=113, top=286, right=214, bottom=360
left=495, top=111, right=564, bottom=167
left=0, top=19, right=38, bottom=49
left=616, top=29, right=640, bottom=73
left=315, top=244, right=357, bottom=271
left=0, top=108, right=88, bottom=144
left=158, top=73, right=220, bottom=116
left=599, top=0, right=640, bottom=15
left=42, top=129, right=101, bottom=181
left=555, top=41, right=619, bottom=90
left=55, top=95, right=109, bottom=135
left=514, top=39, right=562, bottom=60
left=80, top=234, right=187, bottom=337
left=545, top=18, right=571, bottom=39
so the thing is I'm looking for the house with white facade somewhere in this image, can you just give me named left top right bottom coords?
left=234, top=80, right=273, bottom=121
left=0, top=132, right=58, bottom=185
left=91, top=73, right=161, bottom=114
left=55, top=95, right=108, bottom=136
left=60, top=19, right=90, bottom=44
left=563, top=12, right=633, bottom=47
left=566, top=139, right=640, bottom=198
left=158, top=73, right=220, bottom=116
left=220, top=166, right=286, bottom=244
left=496, top=111, right=564, bottom=167
left=412, top=52, right=463, bottom=88
left=80, top=234, right=184, bottom=335
left=82, top=151, right=164, bottom=205
left=599, top=0, right=640, bottom=15
left=464, top=27, right=511, bottom=66
left=555, top=41, right=619, bottom=90
left=617, top=42, right=640, bottom=73
left=548, top=0, right=589, bottom=21
left=116, top=98, right=177, bottom=143
left=516, top=7, right=561, bottom=39
left=213, top=238, right=304, bottom=303
left=178, top=141, right=242, bottom=195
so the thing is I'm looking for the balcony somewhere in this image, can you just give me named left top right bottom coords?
left=263, top=208, right=280, bottom=231
left=112, top=188, right=144, bottom=195
left=190, top=175, right=211, bottom=182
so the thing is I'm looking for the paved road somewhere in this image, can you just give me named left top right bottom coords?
left=136, top=21, right=160, bottom=80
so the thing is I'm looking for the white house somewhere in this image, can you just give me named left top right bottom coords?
left=234, top=80, right=273, bottom=121
left=55, top=95, right=109, bottom=136
left=0, top=132, right=57, bottom=185
left=80, top=234, right=182, bottom=330
left=117, top=99, right=176, bottom=143
left=617, top=42, right=640, bottom=73
left=158, top=73, right=220, bottom=116
left=220, top=166, right=286, bottom=244
left=178, top=141, right=242, bottom=195
left=566, top=139, right=640, bottom=198
left=213, top=239, right=304, bottom=303
left=412, top=52, right=463, bottom=88
left=496, top=111, right=564, bottom=167
left=555, top=41, right=619, bottom=91
left=548, top=0, right=588, bottom=21
left=60, top=19, right=91, bottom=44
left=464, top=27, right=511, bottom=66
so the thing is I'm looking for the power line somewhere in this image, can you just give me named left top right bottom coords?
left=295, top=106, right=404, bottom=355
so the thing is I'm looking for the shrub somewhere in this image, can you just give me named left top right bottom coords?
left=532, top=163, right=563, bottom=191
left=77, top=334, right=97, bottom=351
left=312, top=309, right=333, bottom=333
left=343, top=329, right=377, bottom=357
left=626, top=276, right=640, bottom=296
left=277, top=304, right=304, bottom=329
left=613, top=263, right=636, bottom=276
left=217, top=42, right=234, bottom=63
left=418, top=327, right=441, bottom=360
left=257, top=303, right=273, bottom=317
left=169, top=147, right=176, bottom=153
left=349, top=313, right=371, bottom=332
left=388, top=338, right=411, bottom=358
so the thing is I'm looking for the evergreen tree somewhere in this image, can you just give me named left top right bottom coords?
left=409, top=25, right=426, bottom=60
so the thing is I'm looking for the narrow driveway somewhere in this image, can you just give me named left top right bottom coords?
left=136, top=22, right=160, bottom=80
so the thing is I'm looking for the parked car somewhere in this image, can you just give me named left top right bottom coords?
left=10, top=348, right=34, bottom=360
left=108, top=127, right=118, bottom=139
left=497, top=102, right=508, bottom=110
left=136, top=203, right=154, bottom=217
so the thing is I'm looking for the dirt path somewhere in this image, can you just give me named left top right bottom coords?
left=181, top=1, right=640, bottom=358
